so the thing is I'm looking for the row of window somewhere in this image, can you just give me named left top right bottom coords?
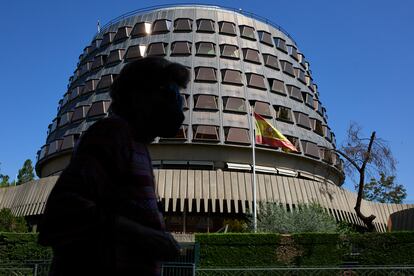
left=40, top=124, right=338, bottom=166
left=82, top=19, right=305, bottom=68
left=73, top=42, right=314, bottom=92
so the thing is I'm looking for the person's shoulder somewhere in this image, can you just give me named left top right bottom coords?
left=87, top=116, right=130, bottom=134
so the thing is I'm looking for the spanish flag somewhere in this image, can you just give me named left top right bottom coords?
left=254, top=112, right=298, bottom=152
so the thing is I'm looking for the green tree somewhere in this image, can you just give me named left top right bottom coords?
left=364, top=173, right=407, bottom=204
left=252, top=202, right=338, bottom=233
left=0, top=162, right=11, bottom=187
left=16, top=159, right=35, bottom=185
left=0, top=208, right=28, bottom=232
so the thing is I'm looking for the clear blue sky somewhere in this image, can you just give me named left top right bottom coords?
left=0, top=0, right=413, bottom=202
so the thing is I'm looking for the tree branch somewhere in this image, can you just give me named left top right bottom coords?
left=334, top=149, right=361, bottom=172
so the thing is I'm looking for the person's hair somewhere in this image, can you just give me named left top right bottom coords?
left=110, top=57, right=190, bottom=117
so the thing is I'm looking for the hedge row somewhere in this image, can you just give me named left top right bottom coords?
left=0, top=233, right=52, bottom=262
left=195, top=232, right=414, bottom=267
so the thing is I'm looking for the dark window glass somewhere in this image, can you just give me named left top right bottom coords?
left=301, top=140, right=320, bottom=159
left=263, top=54, right=280, bottom=70
left=254, top=101, right=271, bottom=117
left=101, top=32, right=116, bottom=47
left=258, top=31, right=273, bottom=46
left=91, top=55, right=106, bottom=70
left=72, top=105, right=90, bottom=122
left=69, top=86, right=83, bottom=101
left=314, top=100, right=323, bottom=115
left=106, top=49, right=125, bottom=65
left=131, top=22, right=152, bottom=37
left=268, top=79, right=286, bottom=95
left=285, top=135, right=301, bottom=153
left=193, top=125, right=219, bottom=141
left=299, top=53, right=307, bottom=68
left=196, top=19, right=215, bottom=33
left=196, top=42, right=215, bottom=56
left=171, top=41, right=191, bottom=56
left=113, top=26, right=132, bottom=42
left=246, top=73, right=266, bottom=90
left=274, top=37, right=287, bottom=52
left=312, top=119, right=324, bottom=136
left=302, top=92, right=314, bottom=107
left=286, top=85, right=302, bottom=102
left=182, top=95, right=188, bottom=110
left=59, top=112, right=73, bottom=127
left=79, top=61, right=92, bottom=76
left=295, top=68, right=307, bottom=84
left=221, top=69, right=243, bottom=85
left=223, top=97, right=246, bottom=113
left=220, top=44, right=239, bottom=59
left=88, top=101, right=111, bottom=117
left=239, top=25, right=256, bottom=40
left=125, top=45, right=146, bottom=61
left=61, top=134, right=80, bottom=151
left=194, top=95, right=218, bottom=110
left=320, top=147, right=333, bottom=164
left=174, top=18, right=192, bottom=32
left=152, top=19, right=171, bottom=34
left=324, top=125, right=332, bottom=141
left=97, top=74, right=117, bottom=90
left=275, top=106, right=293, bottom=123
left=48, top=140, right=63, bottom=155
left=82, top=79, right=99, bottom=94
left=288, top=45, right=299, bottom=61
left=194, top=67, right=217, bottom=82
left=293, top=111, right=311, bottom=129
left=280, top=60, right=295, bottom=76
left=242, top=48, right=261, bottom=64
left=219, top=21, right=236, bottom=36
left=83, top=46, right=92, bottom=56
left=225, top=127, right=250, bottom=144
left=147, top=43, right=167, bottom=56
left=39, top=145, right=48, bottom=160
left=175, top=125, right=188, bottom=139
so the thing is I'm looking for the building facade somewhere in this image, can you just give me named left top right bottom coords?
left=1, top=5, right=412, bottom=232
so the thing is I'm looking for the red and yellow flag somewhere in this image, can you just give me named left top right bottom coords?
left=254, top=112, right=298, bottom=152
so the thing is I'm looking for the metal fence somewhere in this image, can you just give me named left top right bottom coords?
left=0, top=261, right=51, bottom=276
left=196, top=266, right=414, bottom=276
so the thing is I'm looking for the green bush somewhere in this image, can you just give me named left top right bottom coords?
left=0, top=209, right=28, bottom=233
left=0, top=233, right=52, bottom=262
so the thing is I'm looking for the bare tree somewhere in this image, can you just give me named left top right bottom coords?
left=335, top=122, right=396, bottom=231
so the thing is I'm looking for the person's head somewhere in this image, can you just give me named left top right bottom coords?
left=110, top=57, right=190, bottom=142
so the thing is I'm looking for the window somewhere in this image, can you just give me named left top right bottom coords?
left=306, top=75, right=314, bottom=90
left=319, top=147, right=333, bottom=164
left=258, top=31, right=273, bottom=46
left=286, top=85, right=302, bottom=102
left=311, top=118, right=324, bottom=136
left=254, top=101, right=271, bottom=117
left=58, top=112, right=73, bottom=127
left=147, top=42, right=167, bottom=56
left=101, top=32, right=116, bottom=47
left=182, top=95, right=189, bottom=110
left=171, top=41, right=191, bottom=56
left=263, top=54, right=280, bottom=70
left=83, top=46, right=92, bottom=56
left=97, top=74, right=117, bottom=90
left=301, top=140, right=320, bottom=159
left=72, top=105, right=90, bottom=122
left=246, top=73, right=266, bottom=90
left=285, top=135, right=301, bottom=153
left=125, top=45, right=147, bottom=61
left=314, top=99, right=324, bottom=115
left=268, top=79, right=286, bottom=95
left=293, top=111, right=311, bottom=129
left=82, top=79, right=99, bottom=94
left=280, top=60, right=295, bottom=76
left=194, top=95, right=218, bottom=110
left=79, top=61, right=92, bottom=76
left=106, top=49, right=125, bottom=65
left=288, top=45, right=299, bottom=61
left=91, top=55, right=106, bottom=70
left=113, top=26, right=132, bottom=42
left=131, top=22, right=152, bottom=37
left=194, top=67, right=217, bottom=82
left=224, top=127, right=250, bottom=144
left=61, top=134, right=80, bottom=151
left=38, top=145, right=48, bottom=160
left=196, top=19, right=215, bottom=33
left=299, top=53, right=306, bottom=68
left=223, top=97, right=246, bottom=113
left=274, top=37, right=287, bottom=52
left=220, top=44, right=239, bottom=59
left=219, top=21, right=236, bottom=36
left=239, top=25, right=256, bottom=40
left=161, top=125, right=188, bottom=140
left=152, top=19, right=171, bottom=34
left=196, top=42, right=215, bottom=56
left=50, top=118, right=59, bottom=133
left=323, top=125, right=332, bottom=141
left=88, top=101, right=111, bottom=117
left=295, top=67, right=307, bottom=84
left=221, top=69, right=243, bottom=85
left=69, top=86, right=83, bottom=101
left=174, top=18, right=192, bottom=32
left=275, top=106, right=293, bottom=123
left=302, top=92, right=314, bottom=107
left=242, top=48, right=261, bottom=64
left=193, top=125, right=219, bottom=141
left=48, top=140, right=63, bottom=155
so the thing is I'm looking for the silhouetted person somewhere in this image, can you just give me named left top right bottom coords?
left=38, top=57, right=190, bottom=275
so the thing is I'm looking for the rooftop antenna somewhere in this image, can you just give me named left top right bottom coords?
left=97, top=20, right=101, bottom=33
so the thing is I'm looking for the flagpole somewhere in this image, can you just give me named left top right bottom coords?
left=250, top=106, right=257, bottom=233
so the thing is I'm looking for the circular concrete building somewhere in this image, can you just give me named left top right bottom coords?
left=2, top=5, right=412, bottom=233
